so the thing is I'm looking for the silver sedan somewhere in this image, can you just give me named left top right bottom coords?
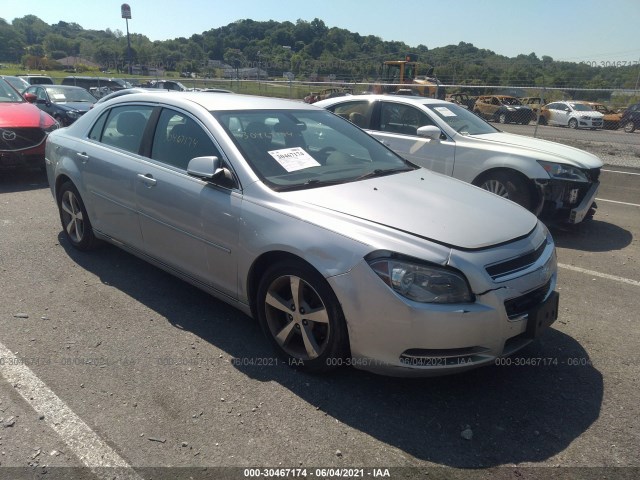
left=45, top=92, right=559, bottom=376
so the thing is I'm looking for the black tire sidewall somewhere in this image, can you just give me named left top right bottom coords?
left=480, top=171, right=532, bottom=211
left=57, top=181, right=97, bottom=251
left=256, top=261, right=349, bottom=372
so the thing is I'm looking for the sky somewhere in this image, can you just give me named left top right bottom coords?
left=5, top=0, right=640, bottom=64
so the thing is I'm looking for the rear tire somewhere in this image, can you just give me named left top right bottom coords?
left=476, top=171, right=533, bottom=211
left=57, top=181, right=98, bottom=251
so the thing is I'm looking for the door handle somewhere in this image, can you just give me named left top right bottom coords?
left=137, top=173, right=157, bottom=187
left=76, top=152, right=89, bottom=164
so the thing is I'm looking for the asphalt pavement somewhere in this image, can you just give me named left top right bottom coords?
left=0, top=164, right=638, bottom=480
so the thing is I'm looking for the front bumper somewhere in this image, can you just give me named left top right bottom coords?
left=0, top=147, right=46, bottom=169
left=537, top=168, right=601, bottom=224
left=328, top=228, right=558, bottom=376
left=568, top=181, right=599, bottom=224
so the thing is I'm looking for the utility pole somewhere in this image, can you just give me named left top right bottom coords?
left=121, top=4, right=132, bottom=75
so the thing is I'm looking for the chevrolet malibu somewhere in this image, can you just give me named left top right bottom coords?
left=316, top=95, right=603, bottom=225
left=45, top=92, right=559, bottom=376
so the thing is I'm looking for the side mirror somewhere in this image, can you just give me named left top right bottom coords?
left=187, top=156, right=223, bottom=180
left=23, top=93, right=37, bottom=103
left=416, top=125, right=442, bottom=140
left=187, top=156, right=236, bottom=188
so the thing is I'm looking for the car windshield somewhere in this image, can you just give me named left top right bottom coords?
left=570, top=103, right=592, bottom=112
left=214, top=109, right=415, bottom=191
left=424, top=103, right=499, bottom=135
left=46, top=87, right=96, bottom=103
left=0, top=79, right=25, bottom=103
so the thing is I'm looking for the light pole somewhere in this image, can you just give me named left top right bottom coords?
left=121, top=4, right=132, bottom=75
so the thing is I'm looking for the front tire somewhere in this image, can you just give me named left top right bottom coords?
left=256, top=260, right=349, bottom=372
left=623, top=121, right=636, bottom=133
left=57, top=181, right=98, bottom=251
left=568, top=118, right=578, bottom=129
left=476, top=171, right=533, bottom=211
left=498, top=113, right=508, bottom=124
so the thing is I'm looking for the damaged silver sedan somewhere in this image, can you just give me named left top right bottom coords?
left=46, top=92, right=558, bottom=376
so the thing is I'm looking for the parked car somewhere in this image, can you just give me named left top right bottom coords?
left=0, top=77, right=58, bottom=169
left=145, top=80, right=189, bottom=91
left=618, top=103, right=640, bottom=133
left=1, top=75, right=30, bottom=92
left=539, top=101, right=604, bottom=129
left=445, top=92, right=476, bottom=109
left=316, top=95, right=602, bottom=224
left=473, top=95, right=534, bottom=124
left=570, top=101, right=621, bottom=130
left=18, top=74, right=54, bottom=85
left=303, top=87, right=352, bottom=104
left=45, top=92, right=559, bottom=376
left=61, top=76, right=132, bottom=98
left=519, top=97, right=546, bottom=119
left=23, top=85, right=96, bottom=126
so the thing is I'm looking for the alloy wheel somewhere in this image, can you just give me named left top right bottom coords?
left=60, top=190, right=85, bottom=243
left=264, top=274, right=330, bottom=360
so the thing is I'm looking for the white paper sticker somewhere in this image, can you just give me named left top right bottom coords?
left=434, top=107, right=457, bottom=117
left=268, top=147, right=320, bottom=172
left=52, top=94, right=66, bottom=100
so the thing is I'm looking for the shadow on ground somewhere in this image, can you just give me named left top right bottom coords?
left=0, top=168, right=48, bottom=194
left=550, top=219, right=632, bottom=252
left=60, top=235, right=603, bottom=469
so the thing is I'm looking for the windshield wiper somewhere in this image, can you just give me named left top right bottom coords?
left=274, top=178, right=345, bottom=192
left=353, top=167, right=411, bottom=181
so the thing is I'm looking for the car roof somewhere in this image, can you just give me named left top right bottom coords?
left=105, top=91, right=318, bottom=111
left=317, top=94, right=447, bottom=106
left=35, top=84, right=85, bottom=90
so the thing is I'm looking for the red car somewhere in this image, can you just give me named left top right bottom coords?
left=0, top=77, right=58, bottom=169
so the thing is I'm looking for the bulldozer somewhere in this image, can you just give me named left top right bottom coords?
left=373, top=54, right=445, bottom=99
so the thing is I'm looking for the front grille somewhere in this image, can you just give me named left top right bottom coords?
left=504, top=279, right=552, bottom=319
left=0, top=127, right=46, bottom=152
left=485, top=238, right=547, bottom=280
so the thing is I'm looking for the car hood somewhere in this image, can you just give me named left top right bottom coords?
left=0, top=102, right=44, bottom=127
left=469, top=132, right=603, bottom=169
left=282, top=169, right=537, bottom=250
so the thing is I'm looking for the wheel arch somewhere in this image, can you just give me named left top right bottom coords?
left=54, top=173, right=74, bottom=202
left=472, top=167, right=541, bottom=212
left=247, top=251, right=328, bottom=319
left=246, top=250, right=352, bottom=358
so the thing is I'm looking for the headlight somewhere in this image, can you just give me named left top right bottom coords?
left=368, top=257, right=473, bottom=303
left=67, top=111, right=81, bottom=119
left=538, top=161, right=589, bottom=182
left=506, top=107, right=516, bottom=111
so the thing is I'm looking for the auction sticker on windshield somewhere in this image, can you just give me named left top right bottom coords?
left=434, top=107, right=456, bottom=117
left=268, top=147, right=321, bottom=172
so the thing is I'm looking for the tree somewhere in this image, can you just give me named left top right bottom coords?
left=0, top=19, right=25, bottom=61
left=12, top=15, right=50, bottom=45
left=224, top=48, right=245, bottom=78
